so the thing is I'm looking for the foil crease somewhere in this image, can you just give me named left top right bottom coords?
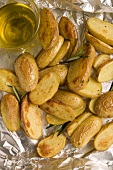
left=0, top=0, right=113, bottom=169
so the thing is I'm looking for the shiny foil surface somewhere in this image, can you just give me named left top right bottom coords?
left=0, top=0, right=113, bottom=169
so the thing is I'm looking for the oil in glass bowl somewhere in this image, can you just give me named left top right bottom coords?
left=0, top=2, right=39, bottom=49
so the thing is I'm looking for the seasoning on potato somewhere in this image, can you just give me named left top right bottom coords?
left=46, top=114, right=68, bottom=125
left=94, top=91, right=113, bottom=118
left=59, top=16, right=78, bottom=58
left=70, top=115, right=102, bottom=148
left=94, top=122, right=113, bottom=151
left=38, top=8, right=59, bottom=50
left=1, top=94, right=20, bottom=132
left=29, top=72, right=60, bottom=105
left=14, top=53, right=39, bottom=92
left=67, top=43, right=95, bottom=91
left=21, top=95, right=42, bottom=140
left=37, top=132, right=66, bottom=158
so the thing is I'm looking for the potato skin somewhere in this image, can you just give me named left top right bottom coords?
left=37, top=132, right=66, bottom=158
left=87, top=17, right=113, bottom=46
left=1, top=94, right=20, bottom=131
left=38, top=8, right=59, bottom=50
left=14, top=53, right=39, bottom=92
left=94, top=91, right=113, bottom=118
left=94, top=122, right=113, bottom=151
left=70, top=115, right=102, bottom=148
left=67, top=44, right=95, bottom=91
left=21, top=95, right=42, bottom=140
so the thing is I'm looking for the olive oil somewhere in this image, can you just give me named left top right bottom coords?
left=0, top=3, right=39, bottom=48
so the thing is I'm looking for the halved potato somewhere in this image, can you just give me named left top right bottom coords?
left=94, top=91, right=113, bottom=118
left=97, top=59, right=113, bottom=82
left=49, top=40, right=70, bottom=66
left=59, top=16, right=78, bottom=58
left=36, top=35, right=64, bottom=69
left=29, top=72, right=59, bottom=105
left=67, top=112, right=92, bottom=136
left=21, top=95, right=42, bottom=140
left=94, top=122, right=113, bottom=151
left=87, top=17, right=113, bottom=46
left=37, top=132, right=66, bottom=158
left=0, top=68, right=25, bottom=95
left=1, top=94, right=20, bottom=132
left=74, top=102, right=86, bottom=117
left=38, top=8, right=59, bottom=50
left=93, top=54, right=110, bottom=70
left=75, top=77, right=102, bottom=98
left=46, top=114, right=67, bottom=125
left=67, top=44, right=95, bottom=91
left=85, top=32, right=113, bottom=54
left=53, top=89, right=85, bottom=109
left=39, top=64, right=68, bottom=86
left=70, top=115, right=102, bottom=148
left=40, top=99, right=75, bottom=121
left=88, top=98, right=97, bottom=113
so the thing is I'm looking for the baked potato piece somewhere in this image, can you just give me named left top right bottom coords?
left=75, top=77, right=102, bottom=99
left=1, top=94, right=20, bottom=131
left=46, top=114, right=67, bottom=125
left=36, top=35, right=64, bottom=69
left=21, top=95, right=42, bottom=140
left=59, top=16, right=78, bottom=58
left=39, top=64, right=68, bottom=86
left=67, top=112, right=92, bottom=136
left=97, top=59, right=113, bottom=82
left=14, top=53, right=39, bottom=92
left=29, top=72, right=59, bottom=105
left=73, top=102, right=86, bottom=117
left=70, top=115, right=102, bottom=148
left=87, top=17, right=113, bottom=46
left=93, top=54, right=110, bottom=70
left=0, top=68, right=25, bottom=95
left=40, top=99, right=75, bottom=121
left=88, top=98, right=97, bottom=114
left=49, top=40, right=70, bottom=66
left=94, top=122, right=113, bottom=151
left=67, top=44, right=95, bottom=91
left=37, top=132, right=66, bottom=158
left=53, top=89, right=85, bottom=109
left=38, top=8, right=59, bottom=50
left=94, top=91, right=113, bottom=118
left=85, top=32, right=113, bottom=54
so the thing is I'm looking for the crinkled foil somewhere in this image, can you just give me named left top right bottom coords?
left=0, top=0, right=113, bottom=169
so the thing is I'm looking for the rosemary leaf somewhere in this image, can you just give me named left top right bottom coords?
left=46, top=124, right=54, bottom=129
left=109, top=82, right=113, bottom=91
left=21, top=92, right=28, bottom=100
left=12, top=86, right=21, bottom=102
left=57, top=121, right=70, bottom=136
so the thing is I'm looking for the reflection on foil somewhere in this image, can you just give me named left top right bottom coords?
left=0, top=0, right=113, bottom=169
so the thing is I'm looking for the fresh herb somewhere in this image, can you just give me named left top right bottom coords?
left=57, top=121, right=70, bottom=136
left=110, top=82, right=113, bottom=91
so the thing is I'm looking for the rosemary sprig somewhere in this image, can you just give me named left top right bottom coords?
left=109, top=82, right=113, bottom=91
left=57, top=121, right=70, bottom=136
left=8, top=85, right=21, bottom=102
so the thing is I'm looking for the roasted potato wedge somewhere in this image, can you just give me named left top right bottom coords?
left=88, top=98, right=97, bottom=113
left=67, top=112, right=92, bottom=136
left=94, top=122, right=113, bottom=151
left=37, top=132, right=66, bottom=158
left=85, top=32, right=113, bottom=54
left=74, top=102, right=86, bottom=117
left=97, top=59, right=113, bottom=82
left=39, top=64, right=68, bottom=86
left=48, top=40, right=70, bottom=66
left=67, top=44, right=95, bottom=91
left=53, top=89, right=85, bottom=109
left=87, top=17, right=113, bottom=46
left=21, top=95, right=42, bottom=140
left=40, top=99, right=75, bottom=121
left=93, top=54, right=110, bottom=70
left=1, top=94, right=20, bottom=131
left=59, top=16, right=78, bottom=58
left=75, top=77, right=102, bottom=98
left=0, top=68, right=25, bottom=95
left=46, top=114, right=68, bottom=125
left=36, top=35, right=64, bottom=69
left=14, top=53, right=39, bottom=92
left=94, top=91, right=113, bottom=118
left=29, top=72, right=59, bottom=105
left=38, top=8, right=59, bottom=50
left=70, top=115, right=102, bottom=148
